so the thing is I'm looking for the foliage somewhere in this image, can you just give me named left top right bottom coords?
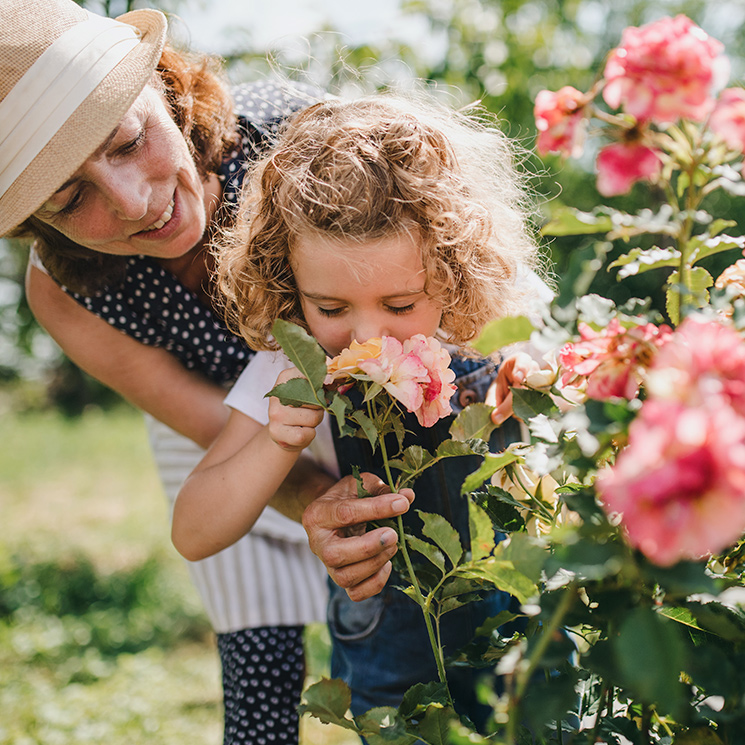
left=289, top=14, right=745, bottom=745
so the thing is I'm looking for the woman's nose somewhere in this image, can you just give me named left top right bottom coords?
left=90, top=161, right=150, bottom=221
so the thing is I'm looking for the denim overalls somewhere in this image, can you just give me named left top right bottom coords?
left=328, top=354, right=523, bottom=730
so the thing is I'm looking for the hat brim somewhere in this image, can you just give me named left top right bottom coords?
left=0, top=9, right=167, bottom=236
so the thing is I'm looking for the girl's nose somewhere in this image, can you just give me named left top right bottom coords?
left=352, top=318, right=390, bottom=344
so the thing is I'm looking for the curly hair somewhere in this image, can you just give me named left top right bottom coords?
left=12, top=44, right=238, bottom=295
left=215, top=93, right=543, bottom=351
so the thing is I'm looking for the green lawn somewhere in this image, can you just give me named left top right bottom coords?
left=0, top=404, right=357, bottom=745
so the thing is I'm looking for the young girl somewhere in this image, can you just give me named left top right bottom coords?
left=172, top=93, right=549, bottom=727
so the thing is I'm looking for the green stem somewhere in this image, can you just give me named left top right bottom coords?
left=377, top=430, right=453, bottom=705
left=506, top=585, right=577, bottom=743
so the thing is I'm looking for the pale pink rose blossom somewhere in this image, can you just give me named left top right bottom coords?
left=597, top=398, right=745, bottom=566
left=709, top=88, right=745, bottom=152
left=326, top=335, right=457, bottom=428
left=559, top=318, right=672, bottom=400
left=402, top=335, right=457, bottom=427
left=645, top=317, right=745, bottom=417
left=357, top=336, right=429, bottom=413
left=596, top=142, right=662, bottom=197
left=534, top=86, right=588, bottom=158
left=602, top=15, right=727, bottom=124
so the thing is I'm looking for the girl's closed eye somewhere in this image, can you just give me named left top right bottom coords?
left=386, top=302, right=416, bottom=315
left=317, top=306, right=346, bottom=317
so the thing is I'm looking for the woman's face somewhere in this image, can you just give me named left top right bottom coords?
left=34, top=85, right=212, bottom=259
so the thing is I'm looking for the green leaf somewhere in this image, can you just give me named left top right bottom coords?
left=461, top=558, right=537, bottom=604
left=399, top=681, right=451, bottom=720
left=499, top=533, right=546, bottom=583
left=510, top=388, right=557, bottom=421
left=417, top=705, right=458, bottom=745
left=460, top=450, right=522, bottom=495
left=265, top=377, right=321, bottom=407
left=666, top=267, right=713, bottom=323
left=657, top=606, right=706, bottom=632
left=691, top=233, right=745, bottom=264
left=614, top=607, right=686, bottom=714
left=355, top=707, right=415, bottom=745
left=607, top=246, right=680, bottom=279
left=298, top=678, right=357, bottom=729
left=351, top=410, right=379, bottom=450
left=469, top=500, right=495, bottom=562
left=471, top=315, right=535, bottom=356
left=271, top=319, right=328, bottom=392
left=449, top=403, right=497, bottom=443
left=541, top=206, right=614, bottom=236
left=684, top=600, right=745, bottom=642
left=419, top=511, right=464, bottom=568
left=328, top=393, right=354, bottom=437
left=406, top=534, right=446, bottom=574
left=434, top=439, right=480, bottom=458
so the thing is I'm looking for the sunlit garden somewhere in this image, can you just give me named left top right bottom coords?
left=5, top=0, right=745, bottom=743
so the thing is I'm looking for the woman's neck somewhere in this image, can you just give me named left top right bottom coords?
left=156, top=173, right=222, bottom=304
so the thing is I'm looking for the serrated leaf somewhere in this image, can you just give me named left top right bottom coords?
left=298, top=678, right=357, bottom=729
left=399, top=681, right=451, bottom=720
left=510, top=388, right=557, bottom=421
left=472, top=315, right=535, bottom=356
left=271, top=319, right=328, bottom=392
left=351, top=410, right=379, bottom=450
left=691, top=234, right=745, bottom=264
left=657, top=606, right=706, bottom=632
left=434, top=439, right=480, bottom=458
left=608, top=246, right=680, bottom=278
left=469, top=500, right=495, bottom=561
left=499, top=532, right=546, bottom=583
left=356, top=707, right=415, bottom=745
left=329, top=393, right=353, bottom=436
left=406, top=534, right=446, bottom=573
left=449, top=403, right=497, bottom=442
left=460, top=559, right=537, bottom=604
left=419, top=511, right=464, bottom=568
left=417, top=705, right=458, bottom=745
left=460, top=450, right=522, bottom=495
left=265, top=377, right=321, bottom=407
left=541, top=206, right=614, bottom=236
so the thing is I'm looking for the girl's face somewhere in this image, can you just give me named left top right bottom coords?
left=34, top=85, right=213, bottom=260
left=292, top=232, right=444, bottom=357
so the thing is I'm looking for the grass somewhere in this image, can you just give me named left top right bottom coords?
left=1, top=403, right=358, bottom=745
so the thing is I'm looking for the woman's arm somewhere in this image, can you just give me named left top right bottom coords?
left=26, top=263, right=228, bottom=448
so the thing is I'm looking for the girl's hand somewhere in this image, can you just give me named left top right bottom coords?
left=267, top=367, right=324, bottom=451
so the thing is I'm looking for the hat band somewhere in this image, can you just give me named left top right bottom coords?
left=0, top=12, right=142, bottom=201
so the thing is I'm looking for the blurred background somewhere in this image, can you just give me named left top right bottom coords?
left=2, top=1, right=744, bottom=742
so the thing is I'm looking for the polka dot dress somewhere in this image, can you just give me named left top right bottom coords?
left=58, top=80, right=325, bottom=744
left=218, top=626, right=305, bottom=745
left=62, top=79, right=323, bottom=387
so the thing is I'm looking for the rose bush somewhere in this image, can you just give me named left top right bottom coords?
left=276, top=15, right=745, bottom=743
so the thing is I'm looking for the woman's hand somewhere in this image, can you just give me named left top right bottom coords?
left=302, top=473, right=414, bottom=602
left=267, top=367, right=324, bottom=452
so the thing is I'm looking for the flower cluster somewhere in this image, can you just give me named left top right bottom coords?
left=534, top=14, right=738, bottom=196
left=594, top=317, right=745, bottom=565
left=325, top=335, right=457, bottom=428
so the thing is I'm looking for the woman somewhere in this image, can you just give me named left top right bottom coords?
left=1, top=1, right=340, bottom=742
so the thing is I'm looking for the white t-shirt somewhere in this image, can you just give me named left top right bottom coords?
left=224, top=349, right=340, bottom=483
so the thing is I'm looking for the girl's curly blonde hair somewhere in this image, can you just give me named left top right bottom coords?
left=215, top=92, right=543, bottom=351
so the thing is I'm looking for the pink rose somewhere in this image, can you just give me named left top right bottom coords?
left=327, top=334, right=457, bottom=428
left=602, top=15, right=727, bottom=124
left=402, top=335, right=457, bottom=427
left=596, top=142, right=662, bottom=197
left=534, top=86, right=587, bottom=158
left=645, top=317, right=745, bottom=417
left=709, top=87, right=745, bottom=152
left=597, top=398, right=745, bottom=566
left=559, top=319, right=672, bottom=400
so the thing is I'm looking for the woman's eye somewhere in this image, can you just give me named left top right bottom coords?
left=119, top=129, right=145, bottom=155
left=59, top=190, right=84, bottom=216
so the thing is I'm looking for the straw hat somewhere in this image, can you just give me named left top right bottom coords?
left=0, top=0, right=167, bottom=236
